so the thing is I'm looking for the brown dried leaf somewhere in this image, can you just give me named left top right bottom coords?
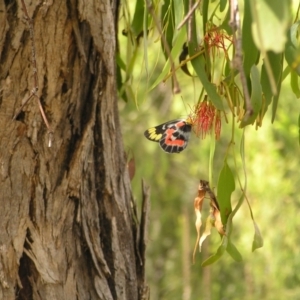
left=127, top=157, right=135, bottom=181
left=194, top=195, right=205, bottom=239
left=193, top=200, right=202, bottom=263
left=197, top=181, right=207, bottom=200
left=199, top=216, right=213, bottom=252
left=213, top=208, right=226, bottom=236
left=192, top=183, right=206, bottom=262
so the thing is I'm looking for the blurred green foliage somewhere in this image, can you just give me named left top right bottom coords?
left=118, top=0, right=300, bottom=299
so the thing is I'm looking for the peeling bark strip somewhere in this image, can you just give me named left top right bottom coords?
left=13, top=0, right=53, bottom=147
left=0, top=1, right=145, bottom=299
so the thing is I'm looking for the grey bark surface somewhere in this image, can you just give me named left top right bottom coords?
left=0, top=0, right=145, bottom=299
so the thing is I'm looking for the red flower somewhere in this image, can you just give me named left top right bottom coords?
left=203, top=24, right=232, bottom=59
left=191, top=101, right=221, bottom=140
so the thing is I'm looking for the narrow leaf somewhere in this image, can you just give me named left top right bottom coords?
left=240, top=65, right=262, bottom=127
left=252, top=221, right=264, bottom=251
left=243, top=0, right=260, bottom=76
left=290, top=70, right=300, bottom=98
left=220, top=0, right=227, bottom=12
left=260, top=52, right=282, bottom=103
left=148, top=28, right=186, bottom=91
left=298, top=114, right=300, bottom=145
left=184, top=0, right=224, bottom=110
left=260, top=52, right=283, bottom=118
left=131, top=0, right=145, bottom=36
left=201, top=236, right=227, bottom=267
left=161, top=0, right=174, bottom=60
left=271, top=54, right=284, bottom=123
left=284, top=22, right=300, bottom=76
left=227, top=240, right=243, bottom=262
left=189, top=51, right=224, bottom=110
left=217, top=162, right=235, bottom=225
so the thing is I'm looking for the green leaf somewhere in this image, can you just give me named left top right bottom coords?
left=116, top=55, right=129, bottom=102
left=188, top=49, right=224, bottom=110
left=161, top=0, right=175, bottom=60
left=298, top=114, right=300, bottom=145
left=184, top=0, right=224, bottom=110
left=252, top=221, right=264, bottom=251
left=116, top=54, right=126, bottom=71
left=227, top=240, right=243, bottom=262
left=220, top=6, right=232, bottom=35
left=148, top=28, right=186, bottom=91
left=143, top=4, right=149, bottom=75
left=220, top=0, right=227, bottom=12
left=243, top=0, right=260, bottom=76
left=202, top=0, right=209, bottom=34
left=260, top=52, right=283, bottom=118
left=290, top=70, right=300, bottom=98
left=285, top=22, right=300, bottom=76
left=240, top=65, right=262, bottom=127
left=131, top=0, right=145, bottom=36
left=271, top=55, right=284, bottom=123
left=202, top=237, right=227, bottom=267
left=217, top=162, right=235, bottom=225
left=173, top=0, right=184, bottom=27
left=116, top=64, right=128, bottom=102
left=250, top=0, right=292, bottom=53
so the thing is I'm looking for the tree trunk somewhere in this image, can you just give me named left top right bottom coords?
left=0, top=1, right=147, bottom=299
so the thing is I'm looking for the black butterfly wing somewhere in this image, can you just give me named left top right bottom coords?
left=144, top=119, right=192, bottom=153
left=159, top=120, right=192, bottom=153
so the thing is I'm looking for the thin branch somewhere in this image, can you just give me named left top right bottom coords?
left=199, top=180, right=220, bottom=211
left=229, top=0, right=253, bottom=119
left=177, top=0, right=201, bottom=30
left=13, top=0, right=53, bottom=147
left=187, top=0, right=193, bottom=43
left=145, top=0, right=181, bottom=93
left=138, top=179, right=150, bottom=299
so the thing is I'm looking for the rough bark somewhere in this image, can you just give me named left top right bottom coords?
left=0, top=0, right=146, bottom=299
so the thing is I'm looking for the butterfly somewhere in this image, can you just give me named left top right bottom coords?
left=144, top=119, right=192, bottom=153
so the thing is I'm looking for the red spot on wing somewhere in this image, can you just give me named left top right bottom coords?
left=175, top=121, right=186, bottom=128
left=164, top=128, right=185, bottom=146
left=166, top=139, right=185, bottom=146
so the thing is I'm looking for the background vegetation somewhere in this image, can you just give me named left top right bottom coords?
left=118, top=0, right=300, bottom=299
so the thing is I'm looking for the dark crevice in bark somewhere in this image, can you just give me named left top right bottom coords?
left=29, top=179, right=36, bottom=223
left=55, top=36, right=94, bottom=188
left=14, top=111, right=26, bottom=122
left=43, top=185, right=48, bottom=215
left=79, top=74, right=94, bottom=133
left=0, top=1, right=16, bottom=74
left=16, top=254, right=33, bottom=300
left=99, top=209, right=117, bottom=299
left=94, top=98, right=117, bottom=297
left=61, top=80, right=68, bottom=94
left=19, top=27, right=29, bottom=48
left=16, top=230, right=37, bottom=300
left=78, top=29, right=95, bottom=131
left=4, top=0, right=16, bottom=12
left=69, top=195, right=80, bottom=223
left=55, top=82, right=94, bottom=188
left=41, top=74, right=48, bottom=106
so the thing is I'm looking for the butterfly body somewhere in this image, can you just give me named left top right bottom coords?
left=144, top=119, right=192, bottom=153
